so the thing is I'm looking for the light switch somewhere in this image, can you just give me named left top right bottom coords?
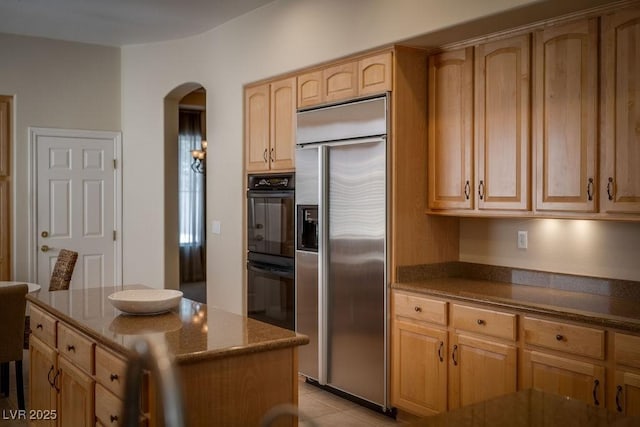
left=212, top=220, right=221, bottom=235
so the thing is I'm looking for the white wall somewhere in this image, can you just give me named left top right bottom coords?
left=120, top=0, right=546, bottom=314
left=460, top=218, right=640, bottom=281
left=0, top=33, right=121, bottom=281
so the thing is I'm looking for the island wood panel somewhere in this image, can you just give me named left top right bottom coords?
left=601, top=7, right=640, bottom=214
left=0, top=96, right=10, bottom=280
left=29, top=336, right=58, bottom=427
left=475, top=34, right=530, bottom=211
left=533, top=18, right=598, bottom=212
left=245, top=84, right=270, bottom=173
left=174, top=347, right=298, bottom=427
left=57, top=355, right=96, bottom=427
left=390, top=46, right=459, bottom=281
left=615, top=369, right=640, bottom=416
left=270, top=77, right=296, bottom=171
left=428, top=47, right=474, bottom=210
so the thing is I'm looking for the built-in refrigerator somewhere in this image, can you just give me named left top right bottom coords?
left=295, top=96, right=389, bottom=411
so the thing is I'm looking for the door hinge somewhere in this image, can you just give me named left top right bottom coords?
left=113, top=159, right=117, bottom=169
left=113, top=230, right=116, bottom=241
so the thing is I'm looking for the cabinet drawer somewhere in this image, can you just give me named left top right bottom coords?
left=30, top=305, right=57, bottom=347
left=451, top=304, right=516, bottom=340
left=523, top=317, right=604, bottom=360
left=96, top=346, right=127, bottom=397
left=96, top=383, right=123, bottom=427
left=57, top=322, right=95, bottom=374
left=615, top=333, right=640, bottom=368
left=393, top=291, right=447, bottom=326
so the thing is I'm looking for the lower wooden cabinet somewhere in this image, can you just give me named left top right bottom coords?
left=29, top=335, right=58, bottom=427
left=449, top=333, right=517, bottom=409
left=392, top=319, right=447, bottom=416
left=57, top=356, right=95, bottom=427
left=614, top=369, right=640, bottom=416
left=522, top=350, right=605, bottom=407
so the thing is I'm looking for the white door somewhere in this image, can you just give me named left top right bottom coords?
left=31, top=128, right=122, bottom=289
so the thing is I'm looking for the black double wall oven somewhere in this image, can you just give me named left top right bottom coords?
left=247, top=174, right=295, bottom=330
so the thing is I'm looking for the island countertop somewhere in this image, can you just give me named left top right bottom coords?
left=26, top=285, right=309, bottom=364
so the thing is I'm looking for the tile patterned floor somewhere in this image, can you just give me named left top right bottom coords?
left=297, top=376, right=411, bottom=426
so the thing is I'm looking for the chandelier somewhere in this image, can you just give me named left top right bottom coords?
left=191, top=140, right=207, bottom=174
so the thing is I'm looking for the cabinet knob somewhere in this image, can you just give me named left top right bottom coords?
left=555, top=334, right=564, bottom=341
left=110, top=373, right=119, bottom=382
left=66, top=344, right=75, bottom=352
left=110, top=415, right=119, bottom=423
left=36, top=323, right=43, bottom=330
left=477, top=319, right=485, bottom=325
left=414, top=306, right=422, bottom=312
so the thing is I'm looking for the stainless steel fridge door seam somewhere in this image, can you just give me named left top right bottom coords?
left=318, top=144, right=329, bottom=386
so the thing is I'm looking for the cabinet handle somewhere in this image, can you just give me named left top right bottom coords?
left=110, top=415, right=119, bottom=423
left=66, top=344, right=75, bottom=352
left=587, top=178, right=594, bottom=201
left=477, top=319, right=485, bottom=325
left=438, top=341, right=444, bottom=362
left=592, top=379, right=600, bottom=406
left=616, top=385, right=623, bottom=412
left=464, top=181, right=470, bottom=200
left=607, top=177, right=614, bottom=201
left=478, top=180, right=484, bottom=201
left=47, top=365, right=55, bottom=387
left=110, top=373, right=119, bottom=382
left=414, top=306, right=422, bottom=312
left=263, top=148, right=268, bottom=163
left=452, top=344, right=458, bottom=366
left=555, top=334, right=564, bottom=341
left=36, top=323, right=43, bottom=330
left=52, top=369, right=61, bottom=392
left=270, top=147, right=275, bottom=162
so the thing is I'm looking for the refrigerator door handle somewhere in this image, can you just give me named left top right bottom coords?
left=317, top=145, right=329, bottom=386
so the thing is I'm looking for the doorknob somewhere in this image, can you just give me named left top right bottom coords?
left=41, top=245, right=50, bottom=252
left=41, top=230, right=49, bottom=238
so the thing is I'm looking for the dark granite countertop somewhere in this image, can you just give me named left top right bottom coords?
left=27, top=285, right=308, bottom=363
left=408, top=389, right=637, bottom=426
left=393, top=278, right=640, bottom=333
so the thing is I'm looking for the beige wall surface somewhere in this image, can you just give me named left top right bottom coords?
left=120, top=0, right=568, bottom=314
left=460, top=218, right=640, bottom=281
left=0, top=33, right=121, bottom=281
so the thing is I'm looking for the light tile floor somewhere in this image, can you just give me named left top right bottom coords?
left=297, top=376, right=412, bottom=426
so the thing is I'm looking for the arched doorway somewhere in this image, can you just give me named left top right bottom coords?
left=164, top=83, right=207, bottom=303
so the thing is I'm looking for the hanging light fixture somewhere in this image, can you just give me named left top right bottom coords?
left=191, top=139, right=207, bottom=174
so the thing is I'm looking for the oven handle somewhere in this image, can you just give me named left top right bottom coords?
left=247, top=191, right=294, bottom=198
left=247, top=263, right=294, bottom=278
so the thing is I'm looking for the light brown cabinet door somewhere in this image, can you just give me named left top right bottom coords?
left=391, top=320, right=447, bottom=416
left=475, top=35, right=530, bottom=211
left=245, top=84, right=270, bottom=173
left=614, top=369, right=640, bottom=416
left=323, top=61, right=358, bottom=103
left=449, top=334, right=517, bottom=409
left=269, top=77, right=296, bottom=171
left=428, top=47, right=474, bottom=210
left=0, top=96, right=9, bottom=177
left=601, top=7, right=640, bottom=214
left=57, top=356, right=95, bottom=427
left=297, top=70, right=323, bottom=108
left=359, top=52, right=393, bottom=96
left=29, top=336, right=58, bottom=427
left=0, top=96, right=10, bottom=280
left=534, top=19, right=598, bottom=212
left=522, top=350, right=605, bottom=407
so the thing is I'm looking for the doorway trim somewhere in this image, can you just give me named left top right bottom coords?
left=28, top=127, right=123, bottom=284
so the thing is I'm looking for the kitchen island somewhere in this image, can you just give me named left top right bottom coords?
left=26, top=285, right=308, bottom=427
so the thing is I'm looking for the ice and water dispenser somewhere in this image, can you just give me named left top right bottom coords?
left=296, top=205, right=318, bottom=252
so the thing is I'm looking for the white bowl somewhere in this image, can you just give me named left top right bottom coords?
left=108, top=289, right=183, bottom=315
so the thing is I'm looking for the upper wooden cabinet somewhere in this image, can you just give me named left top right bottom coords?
left=428, top=47, right=474, bottom=210
left=297, top=52, right=393, bottom=108
left=245, top=77, right=296, bottom=173
left=600, top=7, right=640, bottom=214
left=475, top=34, right=531, bottom=211
left=533, top=18, right=599, bottom=212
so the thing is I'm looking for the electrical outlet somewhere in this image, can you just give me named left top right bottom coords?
left=517, top=230, right=528, bottom=249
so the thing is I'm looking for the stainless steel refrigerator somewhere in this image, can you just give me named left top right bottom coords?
left=295, top=96, right=389, bottom=410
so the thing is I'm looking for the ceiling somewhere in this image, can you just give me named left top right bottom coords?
left=0, top=0, right=274, bottom=46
